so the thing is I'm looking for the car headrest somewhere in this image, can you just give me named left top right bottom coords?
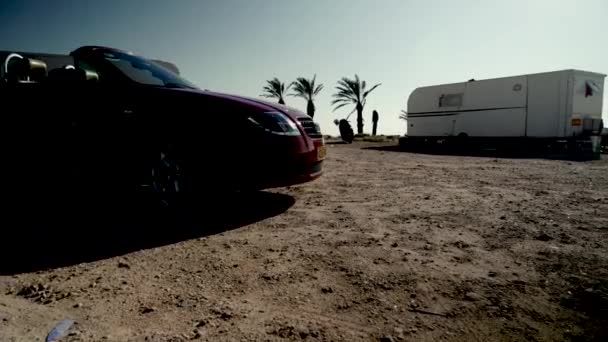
left=3, top=54, right=48, bottom=83
left=48, top=65, right=100, bottom=85
left=83, top=69, right=99, bottom=82
left=24, top=58, right=47, bottom=82
left=48, top=65, right=86, bottom=84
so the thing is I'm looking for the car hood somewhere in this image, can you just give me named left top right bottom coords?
left=156, top=86, right=311, bottom=121
left=202, top=90, right=310, bottom=121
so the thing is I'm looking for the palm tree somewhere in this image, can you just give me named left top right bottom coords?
left=331, top=75, right=381, bottom=134
left=290, top=75, right=324, bottom=118
left=261, top=77, right=291, bottom=105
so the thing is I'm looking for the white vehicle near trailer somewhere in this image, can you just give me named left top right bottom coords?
left=402, top=69, right=605, bottom=153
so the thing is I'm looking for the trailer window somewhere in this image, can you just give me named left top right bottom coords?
left=439, top=93, right=463, bottom=107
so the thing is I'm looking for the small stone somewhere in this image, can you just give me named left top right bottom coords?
left=380, top=336, right=395, bottom=342
left=0, top=312, right=10, bottom=323
left=488, top=271, right=497, bottom=277
left=321, top=286, right=334, bottom=294
left=391, top=242, right=398, bottom=247
left=117, top=261, right=130, bottom=269
left=499, top=216, right=506, bottom=220
left=464, top=292, right=483, bottom=301
left=73, top=303, right=82, bottom=308
left=536, top=233, right=553, bottom=242
left=140, top=306, right=155, bottom=314
left=192, top=329, right=202, bottom=339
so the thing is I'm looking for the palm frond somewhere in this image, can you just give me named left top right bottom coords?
left=363, top=83, right=381, bottom=98
left=289, top=81, right=307, bottom=99
left=313, top=83, right=324, bottom=96
left=330, top=97, right=353, bottom=106
left=345, top=106, right=357, bottom=120
left=333, top=93, right=357, bottom=103
left=333, top=85, right=358, bottom=102
left=332, top=75, right=380, bottom=114
left=283, top=82, right=292, bottom=93
left=332, top=102, right=352, bottom=112
left=336, top=77, right=360, bottom=102
left=290, top=75, right=323, bottom=102
left=261, top=77, right=288, bottom=100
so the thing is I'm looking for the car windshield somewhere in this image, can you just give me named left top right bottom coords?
left=101, top=50, right=197, bottom=89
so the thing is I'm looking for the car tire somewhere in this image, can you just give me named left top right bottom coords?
left=148, top=146, right=185, bottom=206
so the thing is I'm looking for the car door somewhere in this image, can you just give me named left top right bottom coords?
left=67, top=69, right=147, bottom=192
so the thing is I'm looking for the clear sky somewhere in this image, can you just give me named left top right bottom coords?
left=1, top=0, right=607, bottom=136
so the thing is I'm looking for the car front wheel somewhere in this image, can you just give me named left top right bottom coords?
left=149, top=147, right=184, bottom=205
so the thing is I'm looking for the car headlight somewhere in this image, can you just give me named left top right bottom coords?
left=247, top=111, right=301, bottom=136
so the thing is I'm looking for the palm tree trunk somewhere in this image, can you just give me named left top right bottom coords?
left=278, top=97, right=285, bottom=105
left=356, top=103, right=364, bottom=134
left=372, top=121, right=377, bottom=136
left=306, top=100, right=315, bottom=118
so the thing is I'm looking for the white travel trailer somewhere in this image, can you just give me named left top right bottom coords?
left=404, top=69, right=605, bottom=149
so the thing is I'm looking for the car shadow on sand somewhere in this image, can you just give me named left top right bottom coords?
left=0, top=191, right=295, bottom=275
left=363, top=144, right=602, bottom=161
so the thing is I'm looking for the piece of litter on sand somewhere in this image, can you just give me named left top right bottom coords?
left=46, top=319, right=75, bottom=342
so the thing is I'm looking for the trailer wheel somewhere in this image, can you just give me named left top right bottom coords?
left=455, top=133, right=469, bottom=150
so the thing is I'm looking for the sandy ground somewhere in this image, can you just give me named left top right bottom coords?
left=1, top=142, right=608, bottom=341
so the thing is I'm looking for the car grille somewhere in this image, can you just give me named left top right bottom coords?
left=297, top=117, right=322, bottom=138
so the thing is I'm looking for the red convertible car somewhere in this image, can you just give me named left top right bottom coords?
left=1, top=46, right=325, bottom=201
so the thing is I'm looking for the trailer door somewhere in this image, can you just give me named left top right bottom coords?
left=526, top=73, right=563, bottom=137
